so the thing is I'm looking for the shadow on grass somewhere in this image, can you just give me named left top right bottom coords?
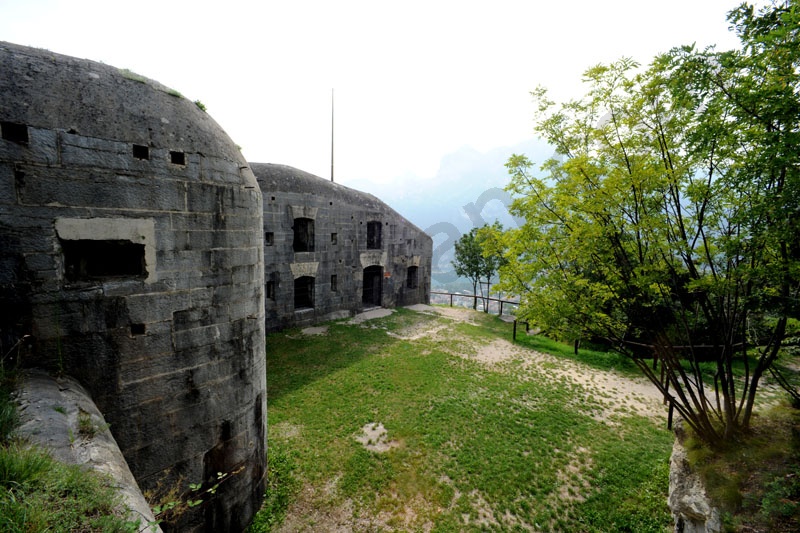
left=266, top=313, right=414, bottom=403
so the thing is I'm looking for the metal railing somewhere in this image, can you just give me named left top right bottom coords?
left=430, top=290, right=520, bottom=317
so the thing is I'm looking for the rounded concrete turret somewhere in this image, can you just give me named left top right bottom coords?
left=0, top=42, right=266, bottom=532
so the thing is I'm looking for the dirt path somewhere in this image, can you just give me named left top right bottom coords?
left=405, top=305, right=667, bottom=422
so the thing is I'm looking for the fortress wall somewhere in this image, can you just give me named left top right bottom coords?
left=252, top=163, right=432, bottom=331
left=0, top=40, right=433, bottom=531
left=0, top=42, right=266, bottom=532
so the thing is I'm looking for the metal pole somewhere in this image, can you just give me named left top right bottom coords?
left=330, top=88, right=334, bottom=182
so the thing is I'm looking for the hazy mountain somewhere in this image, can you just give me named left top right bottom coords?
left=345, top=138, right=553, bottom=286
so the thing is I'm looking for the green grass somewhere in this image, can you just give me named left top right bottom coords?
left=0, top=365, right=137, bottom=532
left=0, top=444, right=138, bottom=532
left=250, top=307, right=674, bottom=531
left=513, top=332, right=641, bottom=375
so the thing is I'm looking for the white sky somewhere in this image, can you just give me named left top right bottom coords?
left=1, top=0, right=748, bottom=188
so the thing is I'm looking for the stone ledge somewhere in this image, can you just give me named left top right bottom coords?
left=668, top=420, right=722, bottom=533
left=14, top=369, right=162, bottom=532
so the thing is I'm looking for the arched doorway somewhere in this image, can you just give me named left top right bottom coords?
left=362, top=265, right=383, bottom=307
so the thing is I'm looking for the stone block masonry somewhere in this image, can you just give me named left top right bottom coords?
left=0, top=42, right=266, bottom=532
left=252, top=163, right=433, bottom=331
left=0, top=40, right=433, bottom=532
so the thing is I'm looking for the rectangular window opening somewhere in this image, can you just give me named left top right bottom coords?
left=367, top=221, right=382, bottom=249
left=132, top=144, right=150, bottom=160
left=331, top=274, right=338, bottom=292
left=331, top=232, right=338, bottom=245
left=265, top=232, right=274, bottom=246
left=1, top=121, right=29, bottom=145
left=62, top=239, right=146, bottom=281
left=266, top=280, right=275, bottom=300
left=293, top=218, right=315, bottom=252
left=130, top=323, right=146, bottom=336
left=169, top=150, right=186, bottom=165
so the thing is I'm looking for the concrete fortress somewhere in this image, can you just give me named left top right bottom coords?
left=0, top=42, right=433, bottom=531
left=253, top=163, right=432, bottom=331
left=0, top=43, right=267, bottom=531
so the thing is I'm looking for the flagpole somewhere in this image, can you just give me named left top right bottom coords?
left=330, top=88, right=334, bottom=182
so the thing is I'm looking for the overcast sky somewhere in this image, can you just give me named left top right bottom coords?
left=1, top=0, right=750, bottom=193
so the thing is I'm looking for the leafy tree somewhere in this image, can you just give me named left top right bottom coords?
left=453, top=226, right=502, bottom=311
left=477, top=222, right=504, bottom=312
left=453, top=228, right=485, bottom=310
left=493, top=1, right=800, bottom=447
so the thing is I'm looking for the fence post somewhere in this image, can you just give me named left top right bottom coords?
left=499, top=300, right=504, bottom=316
left=513, top=320, right=517, bottom=342
left=667, top=401, right=674, bottom=430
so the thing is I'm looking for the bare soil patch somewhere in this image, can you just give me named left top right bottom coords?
left=426, top=308, right=666, bottom=423
left=354, top=422, right=401, bottom=453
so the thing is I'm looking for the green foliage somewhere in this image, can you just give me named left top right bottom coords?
left=0, top=362, right=19, bottom=445
left=77, top=411, right=95, bottom=437
left=149, top=467, right=242, bottom=528
left=194, top=100, right=207, bottom=112
left=0, top=397, right=17, bottom=444
left=682, top=405, right=800, bottom=531
left=452, top=224, right=502, bottom=311
left=118, top=68, right=147, bottom=84
left=493, top=1, right=800, bottom=447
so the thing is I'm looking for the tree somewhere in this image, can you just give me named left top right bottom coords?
left=453, top=228, right=485, bottom=310
left=493, top=1, right=800, bottom=447
left=453, top=225, right=502, bottom=311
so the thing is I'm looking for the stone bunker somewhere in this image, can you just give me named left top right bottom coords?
left=0, top=42, right=266, bottom=531
left=253, top=163, right=432, bottom=331
left=0, top=41, right=432, bottom=531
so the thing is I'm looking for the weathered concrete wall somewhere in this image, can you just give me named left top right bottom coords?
left=252, top=163, right=432, bottom=331
left=0, top=42, right=266, bottom=532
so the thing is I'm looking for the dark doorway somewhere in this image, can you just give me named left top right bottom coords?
left=406, top=266, right=418, bottom=289
left=362, top=266, right=382, bottom=307
left=294, top=276, right=314, bottom=309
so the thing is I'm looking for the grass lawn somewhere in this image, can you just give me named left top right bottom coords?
left=249, top=307, right=674, bottom=532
